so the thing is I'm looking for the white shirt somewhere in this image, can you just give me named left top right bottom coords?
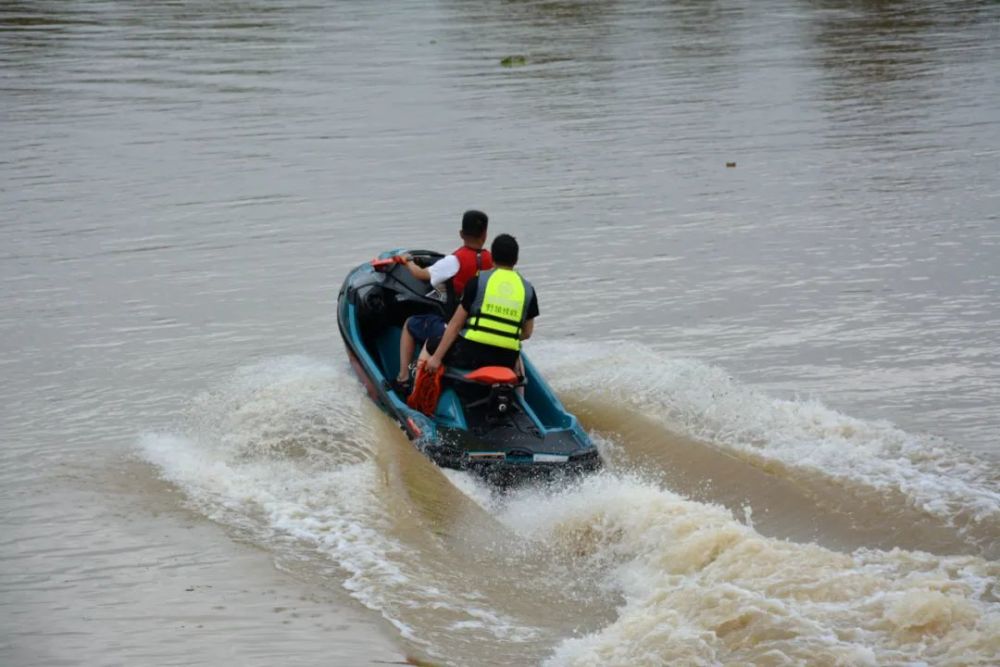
left=427, top=254, right=460, bottom=289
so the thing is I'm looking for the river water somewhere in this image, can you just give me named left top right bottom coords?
left=2, top=1, right=998, bottom=665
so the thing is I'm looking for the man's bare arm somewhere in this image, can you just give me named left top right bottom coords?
left=521, top=318, right=534, bottom=340
left=403, top=257, right=431, bottom=282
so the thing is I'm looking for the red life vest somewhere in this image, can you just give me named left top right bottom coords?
left=451, top=246, right=493, bottom=297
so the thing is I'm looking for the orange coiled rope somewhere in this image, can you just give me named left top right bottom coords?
left=406, top=361, right=445, bottom=416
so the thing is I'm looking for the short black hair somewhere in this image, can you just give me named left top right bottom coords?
left=491, top=233, right=519, bottom=266
left=461, top=210, right=488, bottom=237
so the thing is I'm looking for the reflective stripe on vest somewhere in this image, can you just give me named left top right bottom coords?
left=462, top=268, right=533, bottom=351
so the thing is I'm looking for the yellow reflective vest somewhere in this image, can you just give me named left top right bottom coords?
left=461, top=268, right=534, bottom=351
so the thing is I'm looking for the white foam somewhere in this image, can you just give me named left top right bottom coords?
left=491, top=473, right=1000, bottom=665
left=138, top=357, right=540, bottom=658
left=531, top=341, right=1000, bottom=535
left=441, top=468, right=497, bottom=509
left=137, top=355, right=1000, bottom=665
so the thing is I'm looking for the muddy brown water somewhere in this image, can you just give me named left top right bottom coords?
left=3, top=1, right=998, bottom=665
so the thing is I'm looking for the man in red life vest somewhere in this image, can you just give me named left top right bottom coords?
left=392, top=210, right=493, bottom=393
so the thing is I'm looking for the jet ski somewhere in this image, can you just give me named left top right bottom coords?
left=337, top=249, right=602, bottom=485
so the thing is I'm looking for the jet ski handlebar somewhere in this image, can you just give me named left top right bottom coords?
left=370, top=255, right=407, bottom=271
left=371, top=250, right=445, bottom=272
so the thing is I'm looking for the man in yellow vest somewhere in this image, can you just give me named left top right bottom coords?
left=423, top=234, right=538, bottom=374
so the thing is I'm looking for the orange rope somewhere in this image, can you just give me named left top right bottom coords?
left=406, top=361, right=445, bottom=416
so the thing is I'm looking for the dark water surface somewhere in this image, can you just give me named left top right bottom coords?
left=3, top=1, right=999, bottom=665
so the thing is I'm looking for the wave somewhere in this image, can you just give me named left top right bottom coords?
left=139, top=357, right=606, bottom=665
left=490, top=473, right=999, bottom=666
left=137, top=352, right=1000, bottom=666
left=531, top=340, right=1000, bottom=558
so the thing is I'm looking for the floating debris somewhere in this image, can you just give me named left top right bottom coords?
left=726, top=161, right=737, bottom=168
left=500, top=55, right=527, bottom=67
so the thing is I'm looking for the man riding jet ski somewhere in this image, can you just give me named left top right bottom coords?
left=336, top=219, right=601, bottom=485
left=391, top=210, right=493, bottom=395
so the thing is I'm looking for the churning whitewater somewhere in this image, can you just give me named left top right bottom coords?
left=140, top=349, right=1000, bottom=666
